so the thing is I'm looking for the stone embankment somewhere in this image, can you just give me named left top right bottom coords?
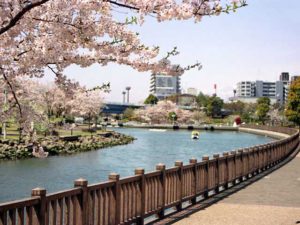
left=0, top=131, right=134, bottom=160
left=123, top=123, right=238, bottom=131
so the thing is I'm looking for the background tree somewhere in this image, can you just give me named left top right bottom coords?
left=144, top=94, right=158, bottom=105
left=123, top=108, right=135, bottom=121
left=257, top=97, right=271, bottom=105
left=285, top=77, right=300, bottom=129
left=135, top=100, right=192, bottom=124
left=206, top=96, right=224, bottom=117
left=166, top=94, right=179, bottom=104
left=69, top=89, right=103, bottom=129
left=224, top=100, right=245, bottom=115
left=196, top=92, right=210, bottom=108
left=192, top=111, right=207, bottom=124
left=256, top=97, right=270, bottom=124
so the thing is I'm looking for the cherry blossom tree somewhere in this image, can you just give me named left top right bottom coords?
left=0, top=77, right=104, bottom=141
left=0, top=0, right=247, bottom=131
left=37, top=83, right=68, bottom=118
left=135, top=100, right=193, bottom=124
left=0, top=77, right=47, bottom=141
left=0, top=0, right=246, bottom=105
left=68, top=89, right=104, bottom=128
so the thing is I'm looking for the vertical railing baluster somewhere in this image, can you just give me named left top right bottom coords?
left=174, top=161, right=183, bottom=211
left=135, top=168, right=145, bottom=225
left=31, top=188, right=46, bottom=225
left=189, top=158, right=197, bottom=204
left=230, top=151, right=237, bottom=185
left=202, top=156, right=209, bottom=198
left=74, top=178, right=88, bottom=225
left=213, top=154, right=220, bottom=194
left=238, top=149, right=243, bottom=182
left=156, top=164, right=166, bottom=219
left=108, top=173, right=120, bottom=225
left=223, top=152, right=229, bottom=189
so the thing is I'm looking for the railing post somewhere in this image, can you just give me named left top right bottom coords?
left=189, top=158, right=197, bottom=204
left=213, top=154, right=220, bottom=194
left=74, top=178, right=88, bottom=225
left=223, top=152, right=229, bottom=189
left=108, top=173, right=120, bottom=225
left=135, top=168, right=145, bottom=225
left=230, top=151, right=237, bottom=185
left=202, top=156, right=209, bottom=198
left=175, top=161, right=183, bottom=211
left=156, top=163, right=166, bottom=219
left=31, top=188, right=47, bottom=225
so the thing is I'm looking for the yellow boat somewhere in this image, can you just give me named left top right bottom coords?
left=191, top=131, right=200, bottom=139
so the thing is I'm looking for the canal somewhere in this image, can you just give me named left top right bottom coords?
left=0, top=128, right=274, bottom=203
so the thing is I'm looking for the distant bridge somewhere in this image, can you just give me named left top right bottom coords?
left=101, top=102, right=144, bottom=114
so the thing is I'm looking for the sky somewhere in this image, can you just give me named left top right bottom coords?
left=45, top=0, right=300, bottom=103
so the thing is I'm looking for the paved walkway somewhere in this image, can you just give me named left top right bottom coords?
left=155, top=148, right=300, bottom=225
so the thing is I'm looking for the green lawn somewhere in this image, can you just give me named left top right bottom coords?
left=0, top=124, right=108, bottom=141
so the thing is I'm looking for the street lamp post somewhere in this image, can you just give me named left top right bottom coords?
left=125, top=86, right=131, bottom=103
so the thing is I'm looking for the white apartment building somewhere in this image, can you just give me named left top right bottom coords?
left=150, top=74, right=181, bottom=100
left=234, top=73, right=292, bottom=105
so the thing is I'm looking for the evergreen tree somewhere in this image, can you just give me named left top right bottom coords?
left=285, top=77, right=300, bottom=129
left=256, top=97, right=270, bottom=124
left=144, top=94, right=158, bottom=105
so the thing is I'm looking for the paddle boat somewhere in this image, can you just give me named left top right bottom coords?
left=191, top=131, right=200, bottom=139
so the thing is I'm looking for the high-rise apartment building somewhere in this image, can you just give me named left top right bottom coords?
left=234, top=73, right=290, bottom=105
left=150, top=74, right=181, bottom=100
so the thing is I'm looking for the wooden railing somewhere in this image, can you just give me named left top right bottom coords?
left=0, top=126, right=299, bottom=225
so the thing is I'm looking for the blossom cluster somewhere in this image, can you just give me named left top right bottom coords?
left=0, top=0, right=246, bottom=85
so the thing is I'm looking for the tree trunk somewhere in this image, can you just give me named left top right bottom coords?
left=18, top=125, right=22, bottom=143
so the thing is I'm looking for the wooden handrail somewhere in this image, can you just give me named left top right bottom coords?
left=0, top=126, right=299, bottom=225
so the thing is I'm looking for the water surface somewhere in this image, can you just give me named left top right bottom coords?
left=0, top=128, right=274, bottom=203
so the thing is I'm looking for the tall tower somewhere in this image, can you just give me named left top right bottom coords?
left=125, top=86, right=131, bottom=103
left=122, top=91, right=126, bottom=104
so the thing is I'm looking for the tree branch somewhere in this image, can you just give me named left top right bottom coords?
left=0, top=0, right=51, bottom=35
left=107, top=0, right=141, bottom=11
left=1, top=72, right=22, bottom=117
